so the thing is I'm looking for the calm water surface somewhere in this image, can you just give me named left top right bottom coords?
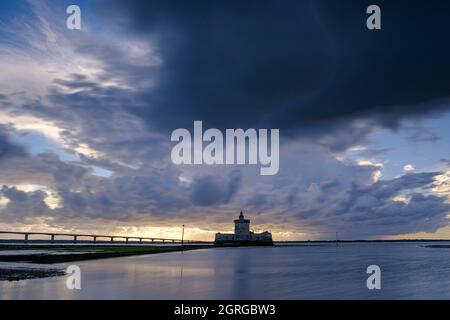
left=1, top=242, right=450, bottom=299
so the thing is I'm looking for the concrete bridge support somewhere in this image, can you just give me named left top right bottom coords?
left=0, top=230, right=201, bottom=245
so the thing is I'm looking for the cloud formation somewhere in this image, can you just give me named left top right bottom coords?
left=96, top=0, right=450, bottom=151
left=0, top=0, right=449, bottom=240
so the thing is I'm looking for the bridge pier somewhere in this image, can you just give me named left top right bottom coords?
left=0, top=231, right=198, bottom=246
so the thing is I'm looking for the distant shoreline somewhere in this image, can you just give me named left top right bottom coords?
left=276, top=239, right=450, bottom=243
left=2, top=238, right=450, bottom=246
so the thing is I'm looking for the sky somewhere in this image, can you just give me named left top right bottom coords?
left=0, top=0, right=450, bottom=241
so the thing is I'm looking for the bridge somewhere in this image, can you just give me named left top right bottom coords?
left=0, top=230, right=211, bottom=245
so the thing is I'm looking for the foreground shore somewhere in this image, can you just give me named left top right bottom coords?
left=0, top=244, right=213, bottom=281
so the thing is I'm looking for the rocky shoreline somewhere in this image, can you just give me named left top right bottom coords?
left=0, top=268, right=66, bottom=281
left=0, top=262, right=65, bottom=281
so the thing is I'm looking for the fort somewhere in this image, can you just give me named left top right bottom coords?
left=214, top=211, right=273, bottom=246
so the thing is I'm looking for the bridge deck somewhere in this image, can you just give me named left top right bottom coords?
left=0, top=231, right=210, bottom=244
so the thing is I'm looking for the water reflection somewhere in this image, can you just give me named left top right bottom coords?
left=0, top=243, right=450, bottom=299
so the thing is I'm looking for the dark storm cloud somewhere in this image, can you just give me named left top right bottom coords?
left=0, top=152, right=191, bottom=221
left=190, top=170, right=241, bottom=206
left=96, top=0, right=450, bottom=149
left=0, top=186, right=50, bottom=219
left=281, top=170, right=450, bottom=238
left=0, top=152, right=92, bottom=191
left=338, top=173, right=450, bottom=236
left=11, top=72, right=172, bottom=172
left=0, top=126, right=27, bottom=160
left=372, top=172, right=439, bottom=196
left=357, top=148, right=389, bottom=157
left=331, top=172, right=439, bottom=216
